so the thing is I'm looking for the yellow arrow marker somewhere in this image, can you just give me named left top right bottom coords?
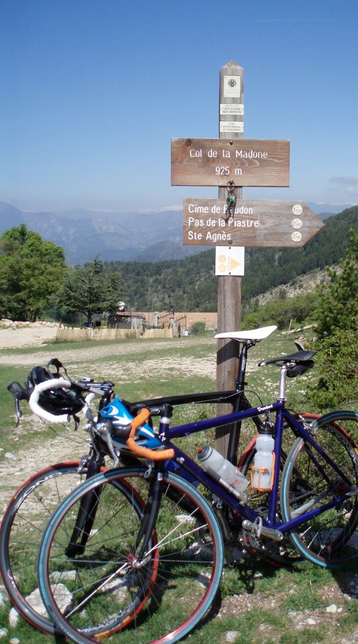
left=228, top=256, right=241, bottom=271
left=218, top=255, right=241, bottom=273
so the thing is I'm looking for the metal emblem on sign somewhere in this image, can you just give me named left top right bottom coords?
left=224, top=75, right=241, bottom=97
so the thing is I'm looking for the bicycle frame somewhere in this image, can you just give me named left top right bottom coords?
left=154, top=399, right=355, bottom=539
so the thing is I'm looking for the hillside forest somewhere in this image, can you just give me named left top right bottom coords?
left=106, top=206, right=358, bottom=314
left=0, top=205, right=357, bottom=409
left=0, top=206, right=356, bottom=325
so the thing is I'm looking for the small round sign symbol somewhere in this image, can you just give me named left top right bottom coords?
left=292, top=204, right=303, bottom=216
left=291, top=231, right=302, bottom=243
left=292, top=218, right=302, bottom=229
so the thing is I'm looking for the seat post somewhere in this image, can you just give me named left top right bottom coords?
left=278, top=364, right=289, bottom=401
left=235, top=341, right=249, bottom=393
left=227, top=341, right=252, bottom=465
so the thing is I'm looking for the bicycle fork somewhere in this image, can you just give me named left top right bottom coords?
left=132, top=466, right=164, bottom=564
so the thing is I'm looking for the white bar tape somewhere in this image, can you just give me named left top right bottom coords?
left=29, top=377, right=72, bottom=424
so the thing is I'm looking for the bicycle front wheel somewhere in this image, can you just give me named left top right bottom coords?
left=281, top=411, right=358, bottom=567
left=38, top=466, right=224, bottom=644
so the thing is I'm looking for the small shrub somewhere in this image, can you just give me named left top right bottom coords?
left=191, top=321, right=206, bottom=335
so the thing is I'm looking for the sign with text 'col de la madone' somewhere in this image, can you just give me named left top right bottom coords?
left=183, top=199, right=324, bottom=248
left=171, top=138, right=290, bottom=187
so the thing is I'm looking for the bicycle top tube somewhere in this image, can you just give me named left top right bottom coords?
left=131, top=326, right=279, bottom=413
left=167, top=400, right=282, bottom=440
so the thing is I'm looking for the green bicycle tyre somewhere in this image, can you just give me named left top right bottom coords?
left=281, top=411, right=358, bottom=567
left=0, top=461, right=148, bottom=636
left=38, top=466, right=224, bottom=644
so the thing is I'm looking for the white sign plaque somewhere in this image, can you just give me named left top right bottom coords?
left=224, top=75, right=241, bottom=97
left=220, top=121, right=244, bottom=133
left=215, top=246, right=245, bottom=276
left=220, top=104, right=244, bottom=115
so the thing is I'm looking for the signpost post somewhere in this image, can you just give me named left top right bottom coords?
left=170, top=60, right=324, bottom=457
left=216, top=61, right=245, bottom=457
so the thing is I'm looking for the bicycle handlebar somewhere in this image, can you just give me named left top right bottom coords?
left=29, top=378, right=72, bottom=424
left=126, top=408, right=175, bottom=461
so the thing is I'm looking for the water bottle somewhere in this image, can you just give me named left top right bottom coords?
left=251, top=433, right=275, bottom=491
left=197, top=446, right=249, bottom=493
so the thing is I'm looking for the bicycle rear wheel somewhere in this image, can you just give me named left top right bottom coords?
left=0, top=462, right=87, bottom=635
left=281, top=411, right=358, bottom=567
left=38, top=466, right=224, bottom=644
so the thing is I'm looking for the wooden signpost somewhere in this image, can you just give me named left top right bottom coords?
left=171, top=60, right=324, bottom=456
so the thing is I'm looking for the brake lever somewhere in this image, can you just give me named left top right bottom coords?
left=7, top=382, right=31, bottom=427
left=14, top=397, right=22, bottom=426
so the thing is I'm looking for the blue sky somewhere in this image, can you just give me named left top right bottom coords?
left=1, top=0, right=358, bottom=214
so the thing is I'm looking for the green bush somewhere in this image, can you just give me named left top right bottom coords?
left=308, top=230, right=358, bottom=409
left=242, top=292, right=318, bottom=330
left=190, top=321, right=206, bottom=335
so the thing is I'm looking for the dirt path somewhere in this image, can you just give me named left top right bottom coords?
left=0, top=328, right=218, bottom=508
left=0, top=321, right=59, bottom=349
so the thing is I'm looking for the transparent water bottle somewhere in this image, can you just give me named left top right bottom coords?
left=197, top=446, right=249, bottom=493
left=251, top=433, right=275, bottom=491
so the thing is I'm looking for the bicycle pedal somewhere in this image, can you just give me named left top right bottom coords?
left=242, top=519, right=284, bottom=542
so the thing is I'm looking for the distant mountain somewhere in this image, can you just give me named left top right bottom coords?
left=0, top=202, right=24, bottom=230
left=0, top=202, right=188, bottom=264
left=305, top=203, right=355, bottom=219
left=133, top=241, right=206, bottom=262
left=0, top=200, right=355, bottom=265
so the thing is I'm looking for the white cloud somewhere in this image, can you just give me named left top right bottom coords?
left=329, top=176, right=358, bottom=185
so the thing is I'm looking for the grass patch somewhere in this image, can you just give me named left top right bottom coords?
left=280, top=629, right=326, bottom=644
left=0, top=331, right=319, bottom=470
left=338, top=600, right=358, bottom=633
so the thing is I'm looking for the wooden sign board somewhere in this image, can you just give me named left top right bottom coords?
left=172, top=138, right=290, bottom=187
left=183, top=199, right=324, bottom=247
